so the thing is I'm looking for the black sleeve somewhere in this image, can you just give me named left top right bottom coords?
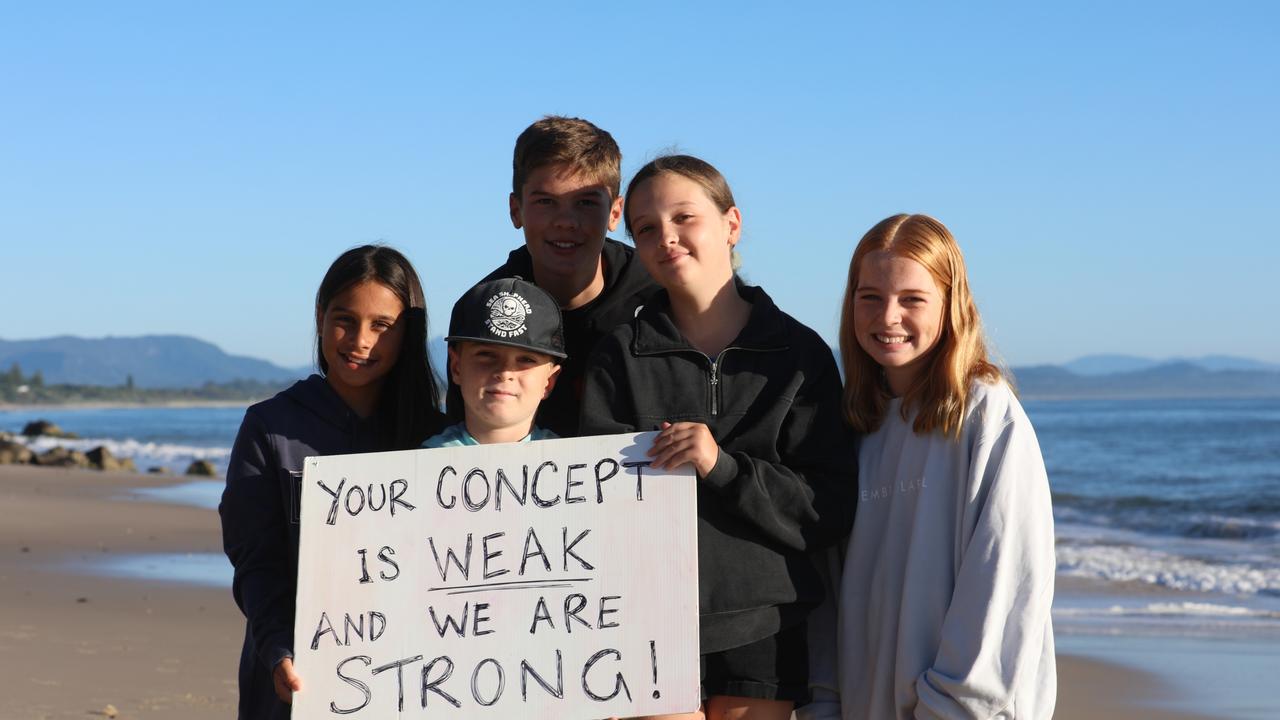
left=701, top=343, right=858, bottom=551
left=218, top=409, right=295, bottom=671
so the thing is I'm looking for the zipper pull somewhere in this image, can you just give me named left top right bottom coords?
left=709, top=360, right=719, bottom=416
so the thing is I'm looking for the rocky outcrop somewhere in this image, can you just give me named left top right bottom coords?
left=185, top=460, right=217, bottom=477
left=3, top=425, right=144, bottom=473
left=21, top=420, right=79, bottom=439
left=35, top=447, right=91, bottom=468
left=86, top=446, right=137, bottom=472
left=0, top=440, right=34, bottom=465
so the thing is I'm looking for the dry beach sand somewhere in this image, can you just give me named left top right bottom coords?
left=0, top=464, right=1229, bottom=719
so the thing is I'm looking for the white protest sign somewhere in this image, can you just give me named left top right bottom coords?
left=291, top=431, right=700, bottom=719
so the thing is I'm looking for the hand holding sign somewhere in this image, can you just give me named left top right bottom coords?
left=273, top=657, right=302, bottom=704
left=649, top=421, right=720, bottom=477
left=291, top=432, right=700, bottom=719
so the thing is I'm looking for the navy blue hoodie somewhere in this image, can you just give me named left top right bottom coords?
left=219, top=375, right=443, bottom=719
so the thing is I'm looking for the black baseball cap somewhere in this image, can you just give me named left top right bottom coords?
left=445, top=277, right=567, bottom=359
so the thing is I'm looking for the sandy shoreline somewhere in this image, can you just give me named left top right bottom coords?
left=0, top=465, right=241, bottom=719
left=0, top=464, right=1239, bottom=719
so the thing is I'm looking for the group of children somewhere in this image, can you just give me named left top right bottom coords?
left=220, top=116, right=1056, bottom=719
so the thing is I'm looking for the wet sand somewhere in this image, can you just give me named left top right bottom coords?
left=0, top=464, right=1243, bottom=719
left=1055, top=653, right=1223, bottom=719
left=0, top=465, right=240, bottom=718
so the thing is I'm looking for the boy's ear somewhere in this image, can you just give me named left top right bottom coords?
left=606, top=194, right=624, bottom=232
left=509, top=193, right=523, bottom=229
left=725, top=206, right=743, bottom=247
left=542, top=362, right=563, bottom=399
left=448, top=347, right=462, bottom=386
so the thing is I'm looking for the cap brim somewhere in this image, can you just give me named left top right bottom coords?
left=445, top=335, right=568, bottom=359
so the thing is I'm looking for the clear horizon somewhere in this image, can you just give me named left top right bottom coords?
left=2, top=3, right=1277, bottom=367
left=3, top=333, right=1277, bottom=375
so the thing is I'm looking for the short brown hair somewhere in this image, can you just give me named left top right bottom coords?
left=511, top=116, right=622, bottom=199
left=839, top=214, right=1001, bottom=438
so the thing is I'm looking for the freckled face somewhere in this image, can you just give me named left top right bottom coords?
left=319, top=280, right=406, bottom=406
left=852, top=251, right=945, bottom=395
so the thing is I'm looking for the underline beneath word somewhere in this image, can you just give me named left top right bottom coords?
left=429, top=577, right=594, bottom=596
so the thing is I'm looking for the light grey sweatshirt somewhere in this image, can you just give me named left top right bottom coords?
left=801, top=381, right=1056, bottom=719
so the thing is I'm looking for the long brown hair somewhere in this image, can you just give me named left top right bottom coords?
left=315, top=245, right=443, bottom=448
left=839, top=214, right=1001, bottom=437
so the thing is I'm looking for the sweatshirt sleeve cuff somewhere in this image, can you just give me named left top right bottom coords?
left=258, top=634, right=294, bottom=671
left=701, top=449, right=740, bottom=490
left=796, top=687, right=841, bottom=720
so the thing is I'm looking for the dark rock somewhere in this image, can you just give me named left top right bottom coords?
left=0, top=440, right=34, bottom=465
left=35, top=447, right=90, bottom=468
left=147, top=466, right=169, bottom=475
left=185, top=460, right=217, bottom=477
left=21, top=421, right=78, bottom=439
left=86, top=446, right=136, bottom=472
left=86, top=446, right=113, bottom=470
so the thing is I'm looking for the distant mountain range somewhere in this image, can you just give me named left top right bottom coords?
left=0, top=335, right=305, bottom=389
left=1059, top=353, right=1280, bottom=375
left=2, top=336, right=1279, bottom=398
left=1011, top=360, right=1280, bottom=399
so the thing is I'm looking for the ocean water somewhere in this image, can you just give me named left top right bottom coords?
left=4, top=398, right=1279, bottom=637
left=0, top=405, right=243, bottom=475
left=1, top=405, right=246, bottom=588
left=1027, top=397, right=1280, bottom=637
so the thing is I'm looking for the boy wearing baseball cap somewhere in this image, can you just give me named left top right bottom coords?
left=422, top=277, right=567, bottom=448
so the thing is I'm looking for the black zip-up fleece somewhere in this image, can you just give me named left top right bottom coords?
left=219, top=375, right=443, bottom=720
left=580, top=283, right=858, bottom=654
left=446, top=238, right=660, bottom=437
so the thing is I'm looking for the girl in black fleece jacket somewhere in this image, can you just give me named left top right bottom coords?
left=580, top=156, right=857, bottom=720
left=219, top=245, right=445, bottom=719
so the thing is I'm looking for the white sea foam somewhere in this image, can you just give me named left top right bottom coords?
left=1143, top=602, right=1274, bottom=617
left=1057, top=543, right=1280, bottom=596
left=1054, top=602, right=1280, bottom=619
left=14, top=435, right=230, bottom=471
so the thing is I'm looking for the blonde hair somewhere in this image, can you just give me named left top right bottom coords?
left=839, top=214, right=1001, bottom=438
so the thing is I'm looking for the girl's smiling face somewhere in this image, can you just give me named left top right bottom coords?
left=853, top=251, right=946, bottom=395
left=627, top=173, right=741, bottom=294
left=319, top=280, right=406, bottom=413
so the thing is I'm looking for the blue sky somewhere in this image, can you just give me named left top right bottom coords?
left=2, top=1, right=1277, bottom=368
